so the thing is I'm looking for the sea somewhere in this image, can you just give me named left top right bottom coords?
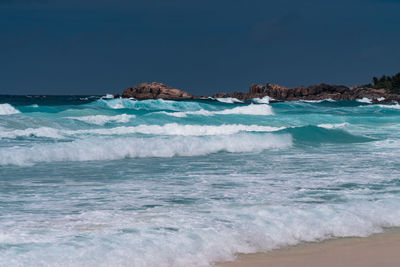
left=0, top=95, right=400, bottom=266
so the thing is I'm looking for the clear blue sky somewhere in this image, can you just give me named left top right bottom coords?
left=1, top=0, right=399, bottom=95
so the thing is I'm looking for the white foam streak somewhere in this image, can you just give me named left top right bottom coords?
left=0, top=124, right=285, bottom=140
left=68, top=114, right=135, bottom=125
left=0, top=103, right=20, bottom=115
left=0, top=134, right=292, bottom=165
left=356, top=97, right=372, bottom=104
left=102, top=94, right=114, bottom=99
left=252, top=96, right=272, bottom=104
left=162, top=104, right=274, bottom=117
left=378, top=104, right=400, bottom=109
left=300, top=98, right=335, bottom=103
left=216, top=97, right=243, bottom=104
left=95, top=98, right=203, bottom=111
left=0, top=127, right=65, bottom=139
left=72, top=123, right=285, bottom=136
left=317, top=123, right=348, bottom=129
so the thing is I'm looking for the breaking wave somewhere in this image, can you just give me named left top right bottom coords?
left=215, top=97, right=243, bottom=104
left=356, top=97, right=372, bottom=104
left=283, top=125, right=374, bottom=144
left=0, top=124, right=285, bottom=140
left=89, top=98, right=203, bottom=111
left=0, top=127, right=65, bottom=139
left=0, top=103, right=20, bottom=115
left=299, top=98, right=335, bottom=103
left=0, top=133, right=292, bottom=166
left=160, top=104, right=274, bottom=117
left=252, top=96, right=272, bottom=104
left=68, top=114, right=136, bottom=125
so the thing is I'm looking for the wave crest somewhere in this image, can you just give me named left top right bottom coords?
left=68, top=114, right=135, bottom=125
left=89, top=99, right=203, bottom=111
left=0, top=103, right=20, bottom=115
left=0, top=133, right=292, bottom=166
left=215, top=97, right=243, bottom=104
left=161, top=104, right=274, bottom=117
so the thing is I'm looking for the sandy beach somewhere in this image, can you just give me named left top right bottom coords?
left=218, top=230, right=400, bottom=267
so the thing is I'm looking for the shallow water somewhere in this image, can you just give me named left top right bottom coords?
left=1, top=96, right=400, bottom=266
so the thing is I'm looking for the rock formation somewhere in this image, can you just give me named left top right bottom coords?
left=121, top=82, right=195, bottom=100
left=119, top=81, right=400, bottom=103
left=213, top=83, right=400, bottom=103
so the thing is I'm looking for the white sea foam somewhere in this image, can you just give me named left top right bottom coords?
left=377, top=97, right=385, bottom=102
left=0, top=133, right=292, bottom=165
left=356, top=97, right=372, bottom=104
left=0, top=103, right=20, bottom=115
left=94, top=98, right=203, bottom=111
left=317, top=123, right=348, bottom=129
left=0, top=124, right=285, bottom=140
left=216, top=97, right=243, bottom=104
left=68, top=114, right=136, bottom=125
left=252, top=96, right=273, bottom=104
left=71, top=123, right=286, bottom=136
left=300, top=98, right=335, bottom=103
left=0, top=127, right=65, bottom=139
left=102, top=94, right=114, bottom=99
left=378, top=104, right=400, bottom=109
left=161, top=104, right=274, bottom=117
left=1, top=193, right=399, bottom=267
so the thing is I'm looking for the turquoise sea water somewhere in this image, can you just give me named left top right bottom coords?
left=1, top=95, right=400, bottom=266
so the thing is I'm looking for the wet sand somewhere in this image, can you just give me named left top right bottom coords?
left=217, top=230, right=400, bottom=267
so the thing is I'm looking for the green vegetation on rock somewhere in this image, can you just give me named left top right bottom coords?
left=365, top=73, right=400, bottom=94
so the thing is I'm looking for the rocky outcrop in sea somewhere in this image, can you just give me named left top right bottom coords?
left=120, top=82, right=195, bottom=100
left=214, top=83, right=400, bottom=103
left=119, top=81, right=400, bottom=103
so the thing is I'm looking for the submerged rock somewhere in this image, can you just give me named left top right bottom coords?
left=122, top=82, right=195, bottom=100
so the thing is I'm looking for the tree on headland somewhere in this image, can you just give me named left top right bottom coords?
left=365, top=72, right=400, bottom=94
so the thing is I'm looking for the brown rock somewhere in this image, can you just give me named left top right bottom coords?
left=122, top=82, right=195, bottom=100
left=209, top=82, right=400, bottom=103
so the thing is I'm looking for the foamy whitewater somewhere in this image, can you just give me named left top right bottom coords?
left=1, top=95, right=400, bottom=267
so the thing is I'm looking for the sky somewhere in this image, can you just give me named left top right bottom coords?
left=1, top=0, right=400, bottom=95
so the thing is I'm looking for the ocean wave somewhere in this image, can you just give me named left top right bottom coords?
left=101, top=94, right=114, bottom=99
left=356, top=97, right=372, bottom=104
left=317, top=123, right=348, bottom=129
left=378, top=104, right=400, bottom=109
left=1, top=196, right=399, bottom=267
left=90, top=99, right=203, bottom=111
left=283, top=125, right=374, bottom=144
left=252, top=96, right=273, bottom=104
left=299, top=98, right=335, bottom=103
left=68, top=114, right=136, bottom=125
left=160, top=104, right=274, bottom=117
left=215, top=97, right=243, bottom=104
left=0, top=127, right=65, bottom=139
left=71, top=123, right=286, bottom=136
left=0, top=124, right=285, bottom=140
left=0, top=133, right=292, bottom=165
left=0, top=103, right=20, bottom=115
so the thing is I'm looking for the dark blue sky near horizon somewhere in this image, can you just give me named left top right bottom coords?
left=0, top=0, right=399, bottom=95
